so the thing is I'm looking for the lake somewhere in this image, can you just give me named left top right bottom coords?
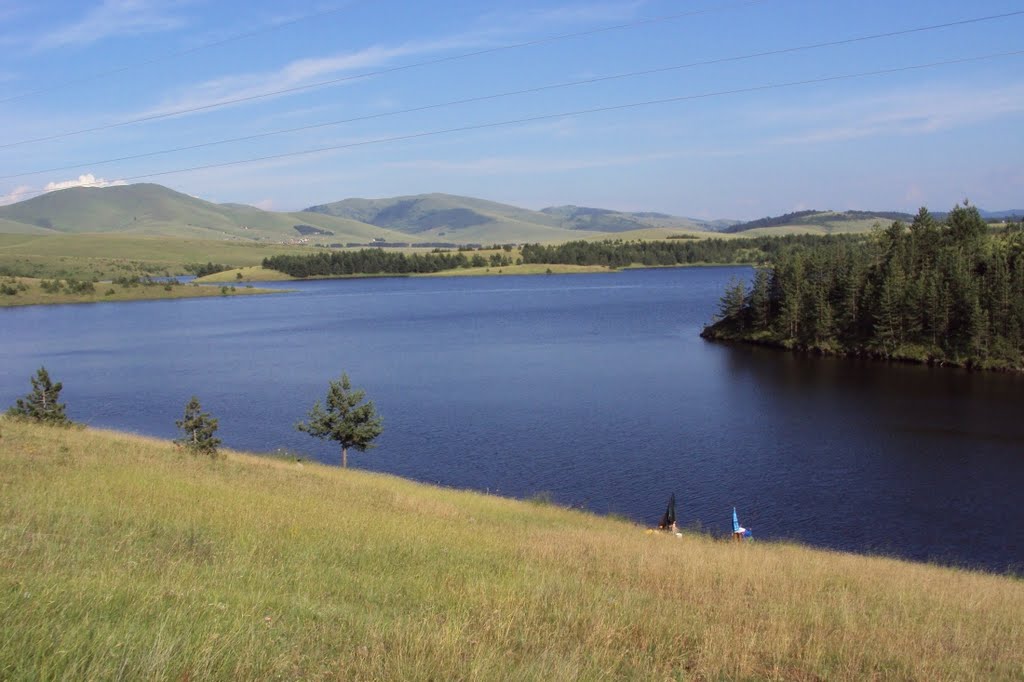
left=2, top=267, right=1022, bottom=573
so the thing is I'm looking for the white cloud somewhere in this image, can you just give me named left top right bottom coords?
left=44, top=173, right=127, bottom=191
left=34, top=0, right=188, bottom=50
left=0, top=174, right=128, bottom=205
left=0, top=184, right=32, bottom=206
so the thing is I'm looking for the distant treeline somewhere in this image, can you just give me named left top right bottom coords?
left=262, top=250, right=514, bottom=277
left=704, top=205, right=1024, bottom=370
left=262, top=234, right=851, bottom=277
left=184, top=262, right=231, bottom=278
left=519, top=235, right=848, bottom=268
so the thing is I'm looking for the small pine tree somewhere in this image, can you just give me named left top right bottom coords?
left=297, top=373, right=383, bottom=468
left=174, top=396, right=221, bottom=457
left=7, top=367, right=70, bottom=425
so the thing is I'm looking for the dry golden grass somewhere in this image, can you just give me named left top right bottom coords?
left=1, top=419, right=1021, bottom=680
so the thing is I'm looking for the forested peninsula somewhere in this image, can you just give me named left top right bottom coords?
left=703, top=205, right=1024, bottom=371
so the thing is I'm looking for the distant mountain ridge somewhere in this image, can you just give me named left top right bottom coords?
left=306, top=193, right=728, bottom=239
left=0, top=183, right=1018, bottom=243
left=0, top=184, right=413, bottom=244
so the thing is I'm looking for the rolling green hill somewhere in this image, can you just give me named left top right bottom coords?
left=0, top=184, right=415, bottom=244
left=539, top=205, right=725, bottom=232
left=723, top=210, right=916, bottom=235
left=306, top=192, right=605, bottom=243
left=306, top=193, right=731, bottom=242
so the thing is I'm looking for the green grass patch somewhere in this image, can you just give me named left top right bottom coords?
left=0, top=276, right=282, bottom=307
left=0, top=233, right=324, bottom=280
left=1, top=419, right=1021, bottom=679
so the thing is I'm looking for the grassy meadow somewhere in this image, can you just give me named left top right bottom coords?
left=0, top=233, right=324, bottom=280
left=1, top=419, right=1021, bottom=680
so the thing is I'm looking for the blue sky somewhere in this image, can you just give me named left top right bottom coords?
left=0, top=0, right=1022, bottom=219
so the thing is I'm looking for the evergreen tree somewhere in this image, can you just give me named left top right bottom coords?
left=174, top=396, right=221, bottom=457
left=297, top=373, right=383, bottom=468
left=747, top=267, right=772, bottom=331
left=717, top=278, right=747, bottom=328
left=7, top=367, right=70, bottom=425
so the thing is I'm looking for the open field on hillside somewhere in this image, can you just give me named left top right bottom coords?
left=0, top=276, right=282, bottom=307
left=0, top=233, right=324, bottom=280
left=1, top=419, right=1021, bottom=680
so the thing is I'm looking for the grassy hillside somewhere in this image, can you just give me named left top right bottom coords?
left=725, top=210, right=912, bottom=235
left=306, top=193, right=735, bottom=241
left=0, top=233, right=327, bottom=280
left=1, top=419, right=1021, bottom=680
left=539, top=205, right=717, bottom=232
left=307, top=193, right=606, bottom=243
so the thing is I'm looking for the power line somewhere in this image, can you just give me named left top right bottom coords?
left=0, top=0, right=766, bottom=151
left=8, top=48, right=1023, bottom=201
left=3, top=9, right=1021, bottom=182
left=0, top=3, right=365, bottom=105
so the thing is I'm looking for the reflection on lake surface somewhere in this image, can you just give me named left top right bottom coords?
left=2, top=267, right=1022, bottom=572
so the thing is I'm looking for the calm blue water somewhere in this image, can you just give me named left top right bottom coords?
left=2, top=268, right=1022, bottom=573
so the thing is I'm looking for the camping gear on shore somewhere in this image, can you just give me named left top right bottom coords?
left=658, top=494, right=677, bottom=531
left=732, top=507, right=752, bottom=541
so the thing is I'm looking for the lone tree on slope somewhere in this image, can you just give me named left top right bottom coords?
left=174, top=396, right=221, bottom=457
left=7, top=366, right=70, bottom=425
left=297, top=373, right=383, bottom=468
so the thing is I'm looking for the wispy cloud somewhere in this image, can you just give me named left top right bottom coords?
left=134, top=2, right=648, bottom=121
left=765, top=82, right=1024, bottom=146
left=138, top=34, right=490, bottom=119
left=34, top=0, right=189, bottom=50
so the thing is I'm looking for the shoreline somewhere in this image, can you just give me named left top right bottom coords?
left=700, top=324, right=1024, bottom=374
left=4, top=416, right=1018, bottom=576
left=0, top=277, right=286, bottom=308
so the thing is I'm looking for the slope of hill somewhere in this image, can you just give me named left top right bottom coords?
left=539, top=205, right=716, bottom=232
left=306, top=192, right=603, bottom=243
left=2, top=419, right=1022, bottom=680
left=724, top=210, right=917, bottom=235
left=307, top=193, right=731, bottom=241
left=0, top=184, right=413, bottom=244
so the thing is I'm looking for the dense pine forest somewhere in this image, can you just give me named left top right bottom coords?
left=261, top=234, right=843, bottom=277
left=703, top=204, right=1024, bottom=371
left=263, top=249, right=491, bottom=276
left=518, top=234, right=838, bottom=267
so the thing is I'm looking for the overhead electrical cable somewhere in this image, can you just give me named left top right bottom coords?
left=8, top=49, right=1023, bottom=201
left=0, top=3, right=366, bottom=104
left=3, top=9, right=1021, bottom=182
left=0, top=0, right=767, bottom=151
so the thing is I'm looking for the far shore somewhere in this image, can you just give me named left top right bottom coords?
left=0, top=276, right=284, bottom=308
